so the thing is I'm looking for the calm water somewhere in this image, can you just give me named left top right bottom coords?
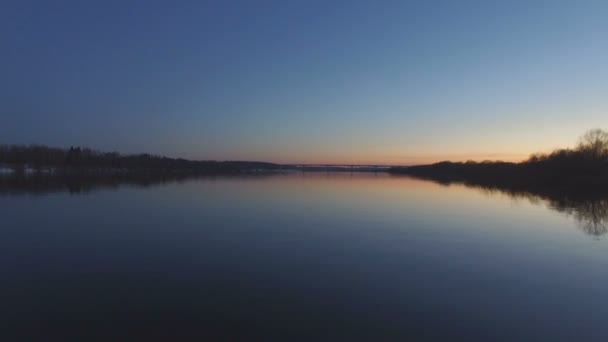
left=2, top=173, right=608, bottom=341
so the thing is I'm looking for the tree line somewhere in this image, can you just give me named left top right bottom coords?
left=389, top=128, right=608, bottom=186
left=0, top=145, right=280, bottom=173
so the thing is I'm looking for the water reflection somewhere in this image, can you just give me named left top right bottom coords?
left=410, top=176, right=608, bottom=237
left=3, top=171, right=608, bottom=340
left=0, top=172, right=277, bottom=196
left=565, top=200, right=608, bottom=236
left=3, top=172, right=608, bottom=237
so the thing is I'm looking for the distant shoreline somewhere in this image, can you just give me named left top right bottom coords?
left=389, top=129, right=608, bottom=192
left=389, top=161, right=608, bottom=191
left=3, top=129, right=608, bottom=179
left=0, top=144, right=282, bottom=175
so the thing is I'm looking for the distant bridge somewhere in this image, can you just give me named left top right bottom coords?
left=283, top=164, right=396, bottom=172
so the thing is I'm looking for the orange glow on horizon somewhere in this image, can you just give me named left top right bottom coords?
left=265, top=152, right=531, bottom=166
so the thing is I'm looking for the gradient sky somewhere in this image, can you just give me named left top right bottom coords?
left=1, top=0, right=607, bottom=164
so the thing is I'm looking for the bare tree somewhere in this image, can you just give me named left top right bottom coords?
left=577, top=128, right=608, bottom=160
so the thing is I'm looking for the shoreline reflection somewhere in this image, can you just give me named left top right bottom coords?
left=0, top=172, right=280, bottom=196
left=405, top=175, right=608, bottom=237
left=4, top=172, right=608, bottom=237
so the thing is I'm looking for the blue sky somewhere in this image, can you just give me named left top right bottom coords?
left=1, top=0, right=607, bottom=164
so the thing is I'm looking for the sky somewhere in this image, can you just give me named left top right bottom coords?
left=1, top=0, right=607, bottom=165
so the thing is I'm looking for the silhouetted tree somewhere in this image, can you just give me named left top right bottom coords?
left=577, top=128, right=608, bottom=161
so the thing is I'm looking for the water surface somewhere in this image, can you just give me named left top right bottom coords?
left=2, top=173, right=608, bottom=341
